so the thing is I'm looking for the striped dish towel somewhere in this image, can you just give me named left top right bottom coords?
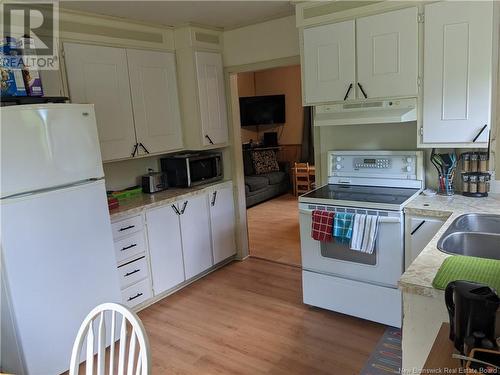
left=333, top=213, right=354, bottom=244
left=350, top=214, right=379, bottom=254
left=311, top=210, right=335, bottom=242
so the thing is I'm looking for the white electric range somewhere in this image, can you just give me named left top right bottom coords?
left=298, top=151, right=424, bottom=328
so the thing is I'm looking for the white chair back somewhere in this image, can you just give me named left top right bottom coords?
left=69, top=303, right=150, bottom=375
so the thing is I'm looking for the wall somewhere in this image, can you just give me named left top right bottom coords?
left=237, top=65, right=303, bottom=145
left=236, top=72, right=258, bottom=143
left=222, top=16, right=300, bottom=67
left=103, top=156, right=164, bottom=191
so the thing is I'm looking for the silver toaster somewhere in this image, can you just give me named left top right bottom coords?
left=141, top=171, right=167, bottom=194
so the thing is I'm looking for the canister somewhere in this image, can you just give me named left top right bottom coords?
left=461, top=153, right=470, bottom=172
left=470, top=153, right=478, bottom=173
left=461, top=174, right=470, bottom=193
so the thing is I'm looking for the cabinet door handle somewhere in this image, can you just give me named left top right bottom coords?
left=124, top=269, right=140, bottom=277
left=343, top=83, right=353, bottom=101
left=131, top=143, right=139, bottom=157
left=472, top=124, right=488, bottom=143
left=171, top=205, right=181, bottom=215
left=121, top=243, right=137, bottom=251
left=410, top=220, right=426, bottom=235
left=139, top=142, right=150, bottom=154
left=181, top=201, right=188, bottom=214
left=119, top=225, right=135, bottom=232
left=205, top=135, right=214, bottom=145
left=211, top=191, right=217, bottom=206
left=127, top=292, right=143, bottom=301
left=357, top=83, right=368, bottom=99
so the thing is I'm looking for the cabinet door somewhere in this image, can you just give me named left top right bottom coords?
left=195, top=51, right=229, bottom=146
left=422, top=1, right=493, bottom=145
left=209, top=185, right=236, bottom=264
left=179, top=194, right=213, bottom=279
left=303, top=20, right=355, bottom=103
left=356, top=7, right=418, bottom=99
left=127, top=49, right=183, bottom=155
left=63, top=43, right=136, bottom=161
left=406, top=216, right=445, bottom=269
left=146, top=205, right=185, bottom=295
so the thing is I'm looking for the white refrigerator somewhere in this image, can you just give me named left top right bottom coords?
left=0, top=104, right=121, bottom=375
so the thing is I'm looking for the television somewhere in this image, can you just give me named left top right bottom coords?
left=239, top=95, right=285, bottom=126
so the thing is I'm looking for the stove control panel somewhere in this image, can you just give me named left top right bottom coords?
left=328, top=151, right=424, bottom=183
left=353, top=158, right=392, bottom=169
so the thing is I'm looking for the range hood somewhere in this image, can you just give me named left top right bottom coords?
left=314, top=98, right=417, bottom=126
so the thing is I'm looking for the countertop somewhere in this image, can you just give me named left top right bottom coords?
left=109, top=180, right=233, bottom=221
left=399, top=193, right=500, bottom=298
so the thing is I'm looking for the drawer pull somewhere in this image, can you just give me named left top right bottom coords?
left=127, top=292, right=143, bottom=301
left=472, top=124, right=488, bottom=143
left=121, top=243, right=137, bottom=251
left=343, top=83, right=353, bottom=101
left=357, top=82, right=368, bottom=99
left=124, top=269, right=140, bottom=277
left=119, top=225, right=135, bottom=232
left=410, top=220, right=426, bottom=235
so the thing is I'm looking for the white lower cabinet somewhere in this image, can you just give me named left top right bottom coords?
left=208, top=184, right=236, bottom=264
left=112, top=183, right=236, bottom=307
left=146, top=203, right=186, bottom=295
left=405, top=215, right=446, bottom=269
left=121, top=279, right=153, bottom=308
left=179, top=194, right=213, bottom=279
left=111, top=214, right=153, bottom=308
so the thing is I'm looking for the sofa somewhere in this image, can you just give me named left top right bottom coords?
left=243, top=149, right=290, bottom=207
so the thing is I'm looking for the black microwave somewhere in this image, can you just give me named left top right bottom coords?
left=161, top=152, right=223, bottom=188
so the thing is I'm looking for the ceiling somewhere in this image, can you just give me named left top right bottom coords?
left=60, top=1, right=295, bottom=30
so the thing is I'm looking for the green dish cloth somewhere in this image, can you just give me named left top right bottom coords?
left=433, top=256, right=500, bottom=292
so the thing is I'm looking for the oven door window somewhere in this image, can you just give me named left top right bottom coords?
left=320, top=239, right=377, bottom=266
left=189, top=158, right=217, bottom=183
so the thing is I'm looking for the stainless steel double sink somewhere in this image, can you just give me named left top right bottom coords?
left=437, top=214, right=500, bottom=260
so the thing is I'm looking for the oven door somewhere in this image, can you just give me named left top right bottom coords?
left=299, top=203, right=403, bottom=288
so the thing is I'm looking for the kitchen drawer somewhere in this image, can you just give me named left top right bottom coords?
left=117, top=257, right=149, bottom=289
left=114, top=231, right=146, bottom=264
left=121, top=278, right=152, bottom=308
left=111, top=215, right=143, bottom=240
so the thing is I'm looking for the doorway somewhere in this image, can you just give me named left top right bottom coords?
left=228, top=63, right=314, bottom=267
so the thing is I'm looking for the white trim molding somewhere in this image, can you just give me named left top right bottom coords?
left=491, top=179, right=500, bottom=194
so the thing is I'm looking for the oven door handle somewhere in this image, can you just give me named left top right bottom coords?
left=299, top=209, right=401, bottom=223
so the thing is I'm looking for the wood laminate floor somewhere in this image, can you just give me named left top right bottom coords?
left=138, top=258, right=385, bottom=375
left=247, top=194, right=302, bottom=267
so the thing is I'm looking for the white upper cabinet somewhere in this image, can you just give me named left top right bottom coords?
left=421, top=1, right=493, bottom=146
left=356, top=7, right=418, bottom=99
left=208, top=184, right=236, bottom=264
left=64, top=44, right=185, bottom=161
left=127, top=49, right=183, bottom=155
left=301, top=7, right=418, bottom=105
left=303, top=20, right=356, bottom=103
left=195, top=51, right=229, bottom=147
left=179, top=194, right=213, bottom=279
left=63, top=43, right=136, bottom=161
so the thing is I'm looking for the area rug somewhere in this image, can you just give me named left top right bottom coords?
left=360, top=327, right=402, bottom=375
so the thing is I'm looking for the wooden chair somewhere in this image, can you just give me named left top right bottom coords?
left=294, top=162, right=313, bottom=196
left=69, top=303, right=151, bottom=375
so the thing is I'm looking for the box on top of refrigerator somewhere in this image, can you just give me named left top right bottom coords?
left=16, top=36, right=43, bottom=96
